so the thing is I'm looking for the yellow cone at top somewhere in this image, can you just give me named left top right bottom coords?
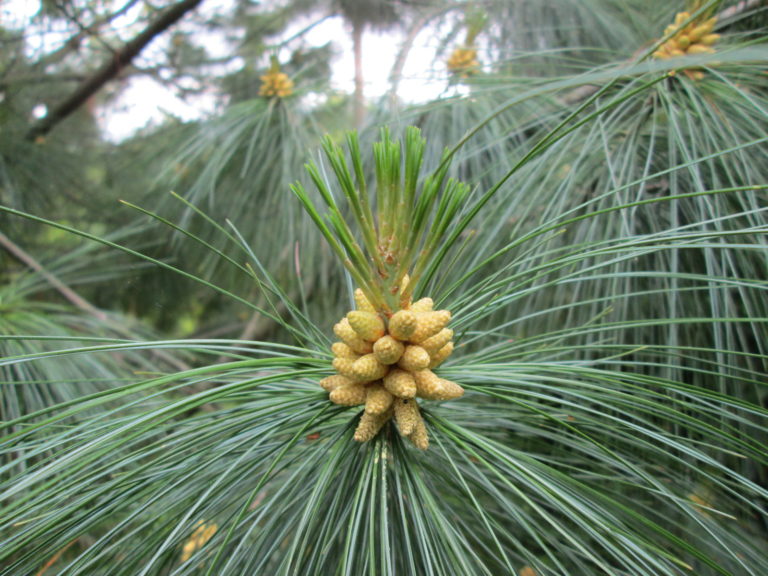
left=447, top=8, right=485, bottom=78
left=653, top=9, right=720, bottom=80
left=259, top=57, right=294, bottom=98
left=447, top=46, right=480, bottom=77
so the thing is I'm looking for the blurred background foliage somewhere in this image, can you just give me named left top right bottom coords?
left=1, top=0, right=766, bottom=574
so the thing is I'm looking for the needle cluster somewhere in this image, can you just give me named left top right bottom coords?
left=294, top=128, right=471, bottom=447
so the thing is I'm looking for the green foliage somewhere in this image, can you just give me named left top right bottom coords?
left=0, top=1, right=766, bottom=575
left=0, top=241, right=185, bottom=476
left=292, top=127, right=471, bottom=311
left=154, top=97, right=321, bottom=280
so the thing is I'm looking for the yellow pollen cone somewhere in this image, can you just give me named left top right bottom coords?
left=653, top=10, right=720, bottom=80
left=689, top=20, right=716, bottom=42
left=373, top=335, right=405, bottom=365
left=365, top=383, right=395, bottom=415
left=319, top=374, right=353, bottom=392
left=398, top=345, right=431, bottom=372
left=687, top=44, right=715, bottom=55
left=410, top=310, right=451, bottom=343
left=181, top=521, right=217, bottom=562
left=354, top=409, right=392, bottom=442
left=429, top=341, right=454, bottom=368
left=332, top=342, right=358, bottom=359
left=420, top=328, right=454, bottom=354
left=434, top=378, right=465, bottom=400
left=332, top=357, right=358, bottom=379
left=409, top=297, right=434, bottom=313
left=334, top=318, right=373, bottom=354
left=393, top=397, right=421, bottom=436
left=347, top=310, right=386, bottom=342
left=323, top=279, right=465, bottom=449
left=330, top=383, right=367, bottom=406
left=259, top=71, right=294, bottom=98
left=383, top=368, right=417, bottom=398
left=388, top=309, right=417, bottom=341
left=408, top=415, right=429, bottom=450
left=447, top=47, right=479, bottom=75
left=350, top=354, right=389, bottom=381
left=412, top=369, right=440, bottom=396
left=354, top=288, right=376, bottom=312
left=674, top=11, right=690, bottom=26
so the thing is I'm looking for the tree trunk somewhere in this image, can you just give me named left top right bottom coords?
left=352, top=20, right=365, bottom=129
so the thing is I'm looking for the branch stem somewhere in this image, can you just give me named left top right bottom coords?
left=25, top=0, right=203, bottom=141
left=0, top=231, right=107, bottom=321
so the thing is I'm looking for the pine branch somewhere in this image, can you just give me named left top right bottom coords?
left=0, top=1, right=141, bottom=88
left=559, top=0, right=766, bottom=106
left=0, top=230, right=107, bottom=321
left=25, top=0, right=203, bottom=141
left=0, top=231, right=191, bottom=372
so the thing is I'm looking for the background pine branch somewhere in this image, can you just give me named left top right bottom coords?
left=1, top=1, right=766, bottom=574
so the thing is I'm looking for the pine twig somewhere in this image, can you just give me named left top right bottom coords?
left=0, top=231, right=191, bottom=372
left=0, top=231, right=107, bottom=321
left=35, top=540, right=77, bottom=576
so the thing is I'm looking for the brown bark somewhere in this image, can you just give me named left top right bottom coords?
left=719, top=0, right=766, bottom=20
left=25, top=0, right=203, bottom=141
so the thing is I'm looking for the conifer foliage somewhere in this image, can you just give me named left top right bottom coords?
left=0, top=1, right=766, bottom=575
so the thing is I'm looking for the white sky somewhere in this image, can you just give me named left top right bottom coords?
left=102, top=14, right=450, bottom=141
left=102, top=17, right=449, bottom=140
left=2, top=0, right=454, bottom=141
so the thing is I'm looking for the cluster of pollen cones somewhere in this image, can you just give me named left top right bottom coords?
left=320, top=288, right=464, bottom=450
left=653, top=11, right=719, bottom=79
left=259, top=70, right=294, bottom=98
left=180, top=521, right=217, bottom=563
left=447, top=46, right=480, bottom=77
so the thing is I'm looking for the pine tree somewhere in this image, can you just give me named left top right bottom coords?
left=0, top=1, right=766, bottom=575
